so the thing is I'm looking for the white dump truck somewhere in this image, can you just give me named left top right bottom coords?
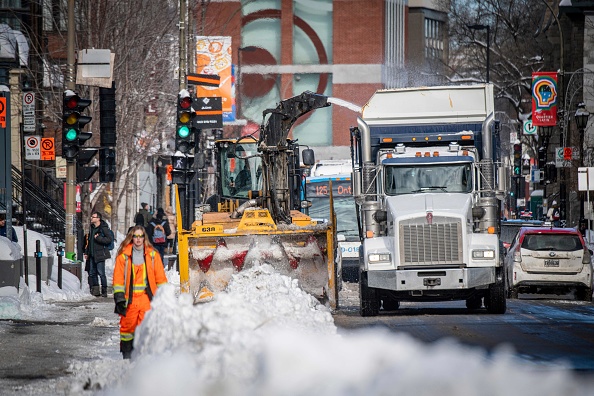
left=350, top=84, right=506, bottom=316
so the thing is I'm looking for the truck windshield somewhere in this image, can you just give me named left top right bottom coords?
left=220, top=142, right=262, bottom=199
left=384, top=163, right=472, bottom=195
left=306, top=179, right=358, bottom=239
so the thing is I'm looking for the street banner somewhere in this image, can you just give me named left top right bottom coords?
left=531, top=72, right=558, bottom=126
left=195, top=36, right=234, bottom=123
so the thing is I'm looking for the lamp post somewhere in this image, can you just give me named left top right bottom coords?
left=237, top=46, right=257, bottom=120
left=467, top=24, right=490, bottom=83
left=539, top=125, right=554, bottom=219
left=575, top=102, right=591, bottom=226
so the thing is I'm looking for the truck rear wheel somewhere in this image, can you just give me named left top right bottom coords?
left=360, top=271, right=379, bottom=317
left=485, top=269, right=507, bottom=314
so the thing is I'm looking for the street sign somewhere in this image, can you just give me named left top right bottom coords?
left=193, top=96, right=223, bottom=128
left=0, top=97, right=6, bottom=128
left=56, top=157, right=67, bottom=178
left=555, top=147, right=572, bottom=168
left=531, top=168, right=541, bottom=183
left=523, top=120, right=537, bottom=135
left=25, top=135, right=40, bottom=159
left=23, top=91, right=35, bottom=132
left=41, top=137, right=55, bottom=160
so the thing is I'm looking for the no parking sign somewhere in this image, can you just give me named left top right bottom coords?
left=25, top=136, right=40, bottom=159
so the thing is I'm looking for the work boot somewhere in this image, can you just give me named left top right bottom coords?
left=120, top=340, right=134, bottom=360
left=91, top=286, right=100, bottom=297
left=101, top=287, right=107, bottom=298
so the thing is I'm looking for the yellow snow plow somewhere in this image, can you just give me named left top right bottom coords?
left=175, top=92, right=340, bottom=308
left=177, top=203, right=338, bottom=308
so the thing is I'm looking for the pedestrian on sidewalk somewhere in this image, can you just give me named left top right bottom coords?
left=165, top=206, right=177, bottom=256
left=113, top=226, right=168, bottom=359
left=146, top=208, right=171, bottom=263
left=134, top=202, right=151, bottom=228
left=84, top=211, right=113, bottom=297
left=0, top=213, right=18, bottom=243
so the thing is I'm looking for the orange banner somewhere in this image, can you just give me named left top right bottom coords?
left=195, top=36, right=232, bottom=114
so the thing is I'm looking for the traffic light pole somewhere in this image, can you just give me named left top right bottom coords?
left=65, top=0, right=76, bottom=255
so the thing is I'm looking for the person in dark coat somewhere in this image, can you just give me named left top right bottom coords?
left=135, top=203, right=151, bottom=227
left=146, top=209, right=171, bottom=263
left=0, top=213, right=18, bottom=243
left=84, top=211, right=113, bottom=297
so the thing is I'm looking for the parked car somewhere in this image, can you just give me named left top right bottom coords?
left=504, top=227, right=593, bottom=301
left=500, top=219, right=544, bottom=255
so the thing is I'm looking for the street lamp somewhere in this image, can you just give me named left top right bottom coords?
left=575, top=102, right=590, bottom=129
left=467, top=24, right=490, bottom=83
left=237, top=46, right=257, bottom=119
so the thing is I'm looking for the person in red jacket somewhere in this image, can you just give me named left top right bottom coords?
left=112, top=225, right=168, bottom=359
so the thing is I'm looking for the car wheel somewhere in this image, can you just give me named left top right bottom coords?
left=359, top=271, right=379, bottom=317
left=465, top=296, right=482, bottom=310
left=381, top=298, right=400, bottom=311
left=576, top=287, right=593, bottom=302
left=486, top=269, right=507, bottom=314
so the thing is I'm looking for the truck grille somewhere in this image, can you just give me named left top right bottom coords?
left=400, top=217, right=462, bottom=265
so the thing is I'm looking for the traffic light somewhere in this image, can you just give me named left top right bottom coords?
left=99, top=148, right=116, bottom=183
left=99, top=82, right=117, bottom=147
left=513, top=141, right=522, bottom=176
left=76, top=149, right=98, bottom=183
left=538, top=147, right=546, bottom=170
left=522, top=156, right=531, bottom=175
left=171, top=153, right=195, bottom=185
left=62, top=90, right=92, bottom=162
left=176, top=90, right=195, bottom=154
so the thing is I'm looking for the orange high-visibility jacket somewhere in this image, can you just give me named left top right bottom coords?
left=113, top=244, right=168, bottom=304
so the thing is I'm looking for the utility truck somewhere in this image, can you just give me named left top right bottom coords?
left=350, top=84, right=506, bottom=316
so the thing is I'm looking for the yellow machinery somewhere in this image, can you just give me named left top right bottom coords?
left=176, top=92, right=340, bottom=308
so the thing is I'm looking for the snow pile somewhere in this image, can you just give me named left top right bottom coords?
left=94, top=265, right=588, bottom=396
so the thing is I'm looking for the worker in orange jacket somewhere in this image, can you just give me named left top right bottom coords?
left=112, top=225, right=168, bottom=359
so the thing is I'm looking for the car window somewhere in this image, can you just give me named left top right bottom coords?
left=521, top=234, right=583, bottom=251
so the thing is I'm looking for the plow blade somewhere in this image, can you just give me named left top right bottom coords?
left=178, top=213, right=338, bottom=308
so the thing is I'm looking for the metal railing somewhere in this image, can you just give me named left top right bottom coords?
left=7, top=165, right=82, bottom=242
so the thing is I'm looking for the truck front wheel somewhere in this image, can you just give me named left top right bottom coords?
left=485, top=269, right=507, bottom=314
left=360, top=271, right=380, bottom=317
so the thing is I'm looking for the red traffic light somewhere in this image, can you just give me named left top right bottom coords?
left=179, top=96, right=192, bottom=109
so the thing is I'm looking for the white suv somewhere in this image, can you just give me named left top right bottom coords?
left=504, top=227, right=593, bottom=301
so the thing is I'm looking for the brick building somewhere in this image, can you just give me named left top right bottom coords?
left=194, top=0, right=448, bottom=148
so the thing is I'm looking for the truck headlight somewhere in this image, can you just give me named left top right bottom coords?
left=472, top=249, right=495, bottom=259
left=368, top=253, right=391, bottom=263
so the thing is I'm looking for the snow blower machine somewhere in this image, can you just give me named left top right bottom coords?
left=176, top=92, right=340, bottom=308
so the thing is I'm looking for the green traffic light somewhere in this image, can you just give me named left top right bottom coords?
left=65, top=128, right=78, bottom=141
left=177, top=125, right=190, bottom=138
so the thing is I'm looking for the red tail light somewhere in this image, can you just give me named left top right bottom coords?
left=232, top=251, right=249, bottom=271
left=197, top=253, right=214, bottom=273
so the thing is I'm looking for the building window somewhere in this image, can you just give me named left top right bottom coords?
left=425, top=17, right=444, bottom=60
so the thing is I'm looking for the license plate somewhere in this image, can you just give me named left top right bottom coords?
left=544, top=259, right=559, bottom=267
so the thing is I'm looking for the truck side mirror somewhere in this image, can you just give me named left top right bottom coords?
left=302, top=149, right=315, bottom=166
